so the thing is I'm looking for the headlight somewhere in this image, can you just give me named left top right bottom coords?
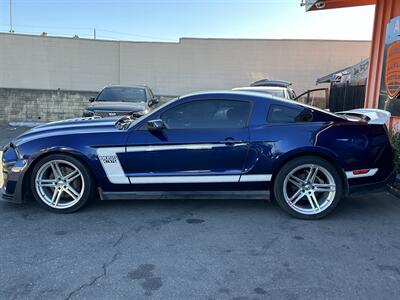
left=2, top=143, right=10, bottom=153
left=132, top=110, right=148, bottom=118
left=83, top=109, right=95, bottom=117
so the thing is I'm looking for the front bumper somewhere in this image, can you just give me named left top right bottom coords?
left=0, top=187, right=20, bottom=203
left=0, top=170, right=27, bottom=204
left=1, top=145, right=28, bottom=204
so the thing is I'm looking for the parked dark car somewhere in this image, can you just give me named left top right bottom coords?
left=2, top=91, right=395, bottom=219
left=83, top=85, right=158, bottom=118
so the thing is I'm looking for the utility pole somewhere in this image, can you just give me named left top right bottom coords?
left=9, top=0, right=14, bottom=33
left=94, top=28, right=96, bottom=40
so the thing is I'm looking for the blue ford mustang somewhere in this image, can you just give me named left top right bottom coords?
left=1, top=91, right=396, bottom=219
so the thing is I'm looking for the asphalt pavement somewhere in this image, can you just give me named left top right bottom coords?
left=1, top=124, right=400, bottom=300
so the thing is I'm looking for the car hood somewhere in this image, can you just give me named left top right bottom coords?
left=88, top=101, right=146, bottom=112
left=13, top=117, right=121, bottom=146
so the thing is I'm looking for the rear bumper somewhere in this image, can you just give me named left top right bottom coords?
left=348, top=168, right=397, bottom=196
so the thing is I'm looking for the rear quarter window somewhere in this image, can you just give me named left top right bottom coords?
left=267, top=104, right=313, bottom=123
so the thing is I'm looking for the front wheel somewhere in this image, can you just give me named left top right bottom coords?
left=31, top=154, right=94, bottom=213
left=273, top=156, right=343, bottom=220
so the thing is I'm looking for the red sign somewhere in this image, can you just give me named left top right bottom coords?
left=385, top=41, right=400, bottom=99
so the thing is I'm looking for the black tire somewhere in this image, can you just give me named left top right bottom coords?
left=30, top=154, right=94, bottom=213
left=273, top=156, right=343, bottom=220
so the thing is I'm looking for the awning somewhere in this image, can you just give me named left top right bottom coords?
left=302, top=0, right=375, bottom=12
left=316, top=58, right=369, bottom=84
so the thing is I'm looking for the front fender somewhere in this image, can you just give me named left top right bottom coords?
left=14, top=145, right=98, bottom=203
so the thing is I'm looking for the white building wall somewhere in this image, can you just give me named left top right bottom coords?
left=0, top=33, right=371, bottom=95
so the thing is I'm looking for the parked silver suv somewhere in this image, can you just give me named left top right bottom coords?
left=234, top=79, right=329, bottom=109
left=233, top=79, right=297, bottom=100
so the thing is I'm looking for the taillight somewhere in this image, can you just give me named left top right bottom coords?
left=352, top=170, right=370, bottom=175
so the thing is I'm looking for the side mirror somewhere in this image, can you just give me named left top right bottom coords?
left=147, top=119, right=165, bottom=131
left=89, top=97, right=96, bottom=102
left=149, top=97, right=159, bottom=107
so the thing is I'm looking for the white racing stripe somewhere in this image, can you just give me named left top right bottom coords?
left=129, top=174, right=272, bottom=184
left=97, top=147, right=130, bottom=184
left=240, top=174, right=272, bottom=182
left=126, top=143, right=247, bottom=152
left=130, top=175, right=240, bottom=184
left=126, top=144, right=222, bottom=152
left=97, top=145, right=271, bottom=185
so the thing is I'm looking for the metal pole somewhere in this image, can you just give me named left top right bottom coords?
left=9, top=0, right=14, bottom=33
left=94, top=28, right=96, bottom=40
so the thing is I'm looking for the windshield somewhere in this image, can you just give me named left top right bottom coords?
left=116, top=97, right=180, bottom=130
left=97, top=87, right=147, bottom=103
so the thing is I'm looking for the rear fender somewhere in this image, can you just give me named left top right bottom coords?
left=270, top=146, right=349, bottom=195
left=315, top=122, right=394, bottom=185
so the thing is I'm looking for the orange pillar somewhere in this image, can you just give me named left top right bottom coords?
left=365, top=0, right=400, bottom=109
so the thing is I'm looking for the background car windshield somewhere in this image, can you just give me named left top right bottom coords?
left=97, top=87, right=147, bottom=102
left=161, top=100, right=251, bottom=129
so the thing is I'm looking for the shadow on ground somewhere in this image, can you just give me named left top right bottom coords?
left=1, top=192, right=400, bottom=299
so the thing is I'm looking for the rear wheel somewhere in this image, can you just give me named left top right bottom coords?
left=31, top=154, right=94, bottom=213
left=273, top=156, right=343, bottom=219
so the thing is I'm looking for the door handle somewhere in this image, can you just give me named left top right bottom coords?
left=222, top=138, right=244, bottom=145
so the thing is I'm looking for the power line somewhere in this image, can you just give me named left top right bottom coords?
left=0, top=23, right=176, bottom=42
left=1, top=23, right=94, bottom=30
left=4, top=30, right=94, bottom=39
left=98, top=29, right=175, bottom=41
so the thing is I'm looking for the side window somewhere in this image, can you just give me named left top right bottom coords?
left=160, top=100, right=251, bottom=129
left=267, top=105, right=313, bottom=123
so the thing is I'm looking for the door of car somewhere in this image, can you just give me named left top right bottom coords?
left=121, top=99, right=252, bottom=185
left=294, top=88, right=329, bottom=109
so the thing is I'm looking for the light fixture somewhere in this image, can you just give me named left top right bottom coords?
left=315, top=1, right=326, bottom=9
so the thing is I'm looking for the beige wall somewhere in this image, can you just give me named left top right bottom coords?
left=0, top=33, right=371, bottom=95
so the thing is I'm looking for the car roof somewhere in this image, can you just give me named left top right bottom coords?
left=179, top=90, right=336, bottom=117
left=233, top=86, right=286, bottom=91
left=180, top=90, right=289, bottom=103
left=104, top=84, right=148, bottom=89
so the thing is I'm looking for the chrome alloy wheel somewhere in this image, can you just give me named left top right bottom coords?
left=283, top=164, right=336, bottom=215
left=35, top=159, right=85, bottom=209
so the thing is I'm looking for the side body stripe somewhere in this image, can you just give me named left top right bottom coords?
left=97, top=147, right=130, bottom=184
left=97, top=145, right=272, bottom=184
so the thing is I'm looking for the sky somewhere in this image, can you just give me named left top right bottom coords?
left=0, top=0, right=375, bottom=42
